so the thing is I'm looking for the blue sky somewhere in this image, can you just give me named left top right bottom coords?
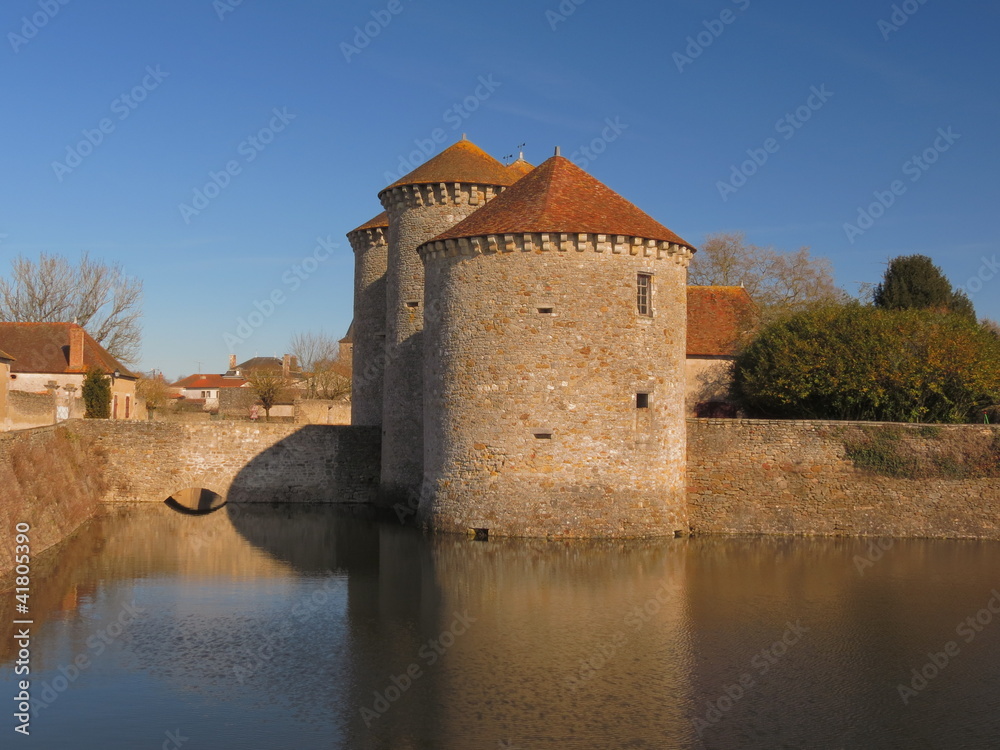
left=1, top=0, right=997, bottom=379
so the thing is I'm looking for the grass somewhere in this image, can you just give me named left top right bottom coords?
left=842, top=425, right=1000, bottom=479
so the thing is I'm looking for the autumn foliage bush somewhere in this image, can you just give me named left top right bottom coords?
left=733, top=304, right=1000, bottom=423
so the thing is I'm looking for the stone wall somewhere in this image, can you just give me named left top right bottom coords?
left=687, top=418, right=1000, bottom=539
left=0, top=425, right=108, bottom=573
left=420, top=235, right=692, bottom=538
left=349, top=224, right=388, bottom=427
left=71, top=420, right=380, bottom=505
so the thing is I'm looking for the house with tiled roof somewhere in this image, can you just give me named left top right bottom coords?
left=0, top=322, right=138, bottom=430
left=686, top=286, right=759, bottom=417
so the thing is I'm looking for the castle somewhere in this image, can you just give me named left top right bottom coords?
left=347, top=137, right=697, bottom=538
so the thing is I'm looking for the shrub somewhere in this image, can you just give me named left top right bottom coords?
left=82, top=368, right=111, bottom=418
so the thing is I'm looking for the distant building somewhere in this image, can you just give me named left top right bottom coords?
left=686, top=286, right=758, bottom=417
left=0, top=322, right=138, bottom=430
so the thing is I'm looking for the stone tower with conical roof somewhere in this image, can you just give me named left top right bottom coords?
left=376, top=138, right=520, bottom=504
left=347, top=211, right=389, bottom=426
left=417, top=154, right=695, bottom=537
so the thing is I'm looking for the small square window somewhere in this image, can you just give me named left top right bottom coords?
left=636, top=274, right=652, bottom=316
left=636, top=393, right=650, bottom=409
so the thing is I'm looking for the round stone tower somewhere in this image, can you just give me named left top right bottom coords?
left=347, top=211, right=389, bottom=426
left=417, top=155, right=696, bottom=538
left=376, top=138, right=518, bottom=505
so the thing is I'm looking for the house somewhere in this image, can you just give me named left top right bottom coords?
left=170, top=373, right=248, bottom=411
left=685, top=285, right=759, bottom=417
left=0, top=322, right=138, bottom=430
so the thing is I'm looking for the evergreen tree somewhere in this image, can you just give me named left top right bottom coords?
left=82, top=368, right=111, bottom=419
left=873, top=254, right=975, bottom=319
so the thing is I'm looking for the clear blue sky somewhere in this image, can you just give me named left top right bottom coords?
left=1, top=0, right=997, bottom=379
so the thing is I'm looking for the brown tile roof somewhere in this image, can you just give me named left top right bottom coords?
left=0, top=322, right=136, bottom=377
left=380, top=139, right=519, bottom=195
left=424, top=155, right=695, bottom=248
left=686, top=286, right=759, bottom=357
left=348, top=211, right=389, bottom=235
left=172, top=374, right=248, bottom=389
left=506, top=157, right=534, bottom=180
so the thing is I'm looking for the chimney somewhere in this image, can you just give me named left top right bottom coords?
left=69, top=326, right=84, bottom=370
left=229, top=354, right=237, bottom=370
left=282, top=354, right=291, bottom=379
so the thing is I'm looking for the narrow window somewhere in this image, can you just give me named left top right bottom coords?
left=533, top=432, right=553, bottom=439
left=406, top=300, right=420, bottom=308
left=636, top=273, right=652, bottom=316
left=636, top=392, right=650, bottom=409
left=537, top=307, right=554, bottom=314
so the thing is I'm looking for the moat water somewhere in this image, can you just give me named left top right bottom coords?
left=3, top=503, right=1000, bottom=749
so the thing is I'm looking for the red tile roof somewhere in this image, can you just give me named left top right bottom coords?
left=380, top=139, right=519, bottom=195
left=506, top=157, right=534, bottom=180
left=349, top=211, right=389, bottom=234
left=424, top=155, right=695, bottom=248
left=172, top=374, right=247, bottom=389
left=686, top=286, right=758, bottom=357
left=0, top=322, right=136, bottom=377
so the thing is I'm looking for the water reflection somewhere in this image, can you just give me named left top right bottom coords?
left=2, top=505, right=1000, bottom=749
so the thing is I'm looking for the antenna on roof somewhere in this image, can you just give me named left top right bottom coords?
left=517, top=142, right=526, bottom=160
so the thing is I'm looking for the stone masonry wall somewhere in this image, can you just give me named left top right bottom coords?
left=420, top=235, right=692, bottom=538
left=71, top=420, right=380, bottom=504
left=349, top=225, right=388, bottom=427
left=378, top=182, right=505, bottom=505
left=687, top=419, right=1000, bottom=539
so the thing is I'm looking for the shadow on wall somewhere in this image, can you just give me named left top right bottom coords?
left=225, top=425, right=380, bottom=505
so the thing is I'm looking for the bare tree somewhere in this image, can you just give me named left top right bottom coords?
left=136, top=372, right=170, bottom=416
left=689, top=232, right=841, bottom=322
left=0, top=252, right=143, bottom=364
left=244, top=368, right=288, bottom=421
left=290, top=331, right=352, bottom=400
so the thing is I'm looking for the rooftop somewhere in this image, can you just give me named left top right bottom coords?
left=380, top=138, right=519, bottom=195
left=424, top=155, right=695, bottom=249
left=172, top=374, right=248, bottom=389
left=686, top=286, right=759, bottom=357
left=0, top=322, right=136, bottom=377
left=348, top=211, right=389, bottom=235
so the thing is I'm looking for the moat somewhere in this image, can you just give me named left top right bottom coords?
left=3, top=503, right=1000, bottom=749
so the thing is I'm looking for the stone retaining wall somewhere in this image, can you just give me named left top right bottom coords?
left=687, top=419, right=1000, bottom=539
left=71, top=420, right=380, bottom=504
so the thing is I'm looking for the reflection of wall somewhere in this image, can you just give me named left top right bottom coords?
left=396, top=537, right=694, bottom=747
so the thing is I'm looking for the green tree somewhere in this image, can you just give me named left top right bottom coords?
left=82, top=368, right=111, bottom=419
left=873, top=254, right=975, bottom=319
left=733, top=304, right=1000, bottom=423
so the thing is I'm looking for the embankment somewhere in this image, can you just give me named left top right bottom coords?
left=688, top=419, right=1000, bottom=539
